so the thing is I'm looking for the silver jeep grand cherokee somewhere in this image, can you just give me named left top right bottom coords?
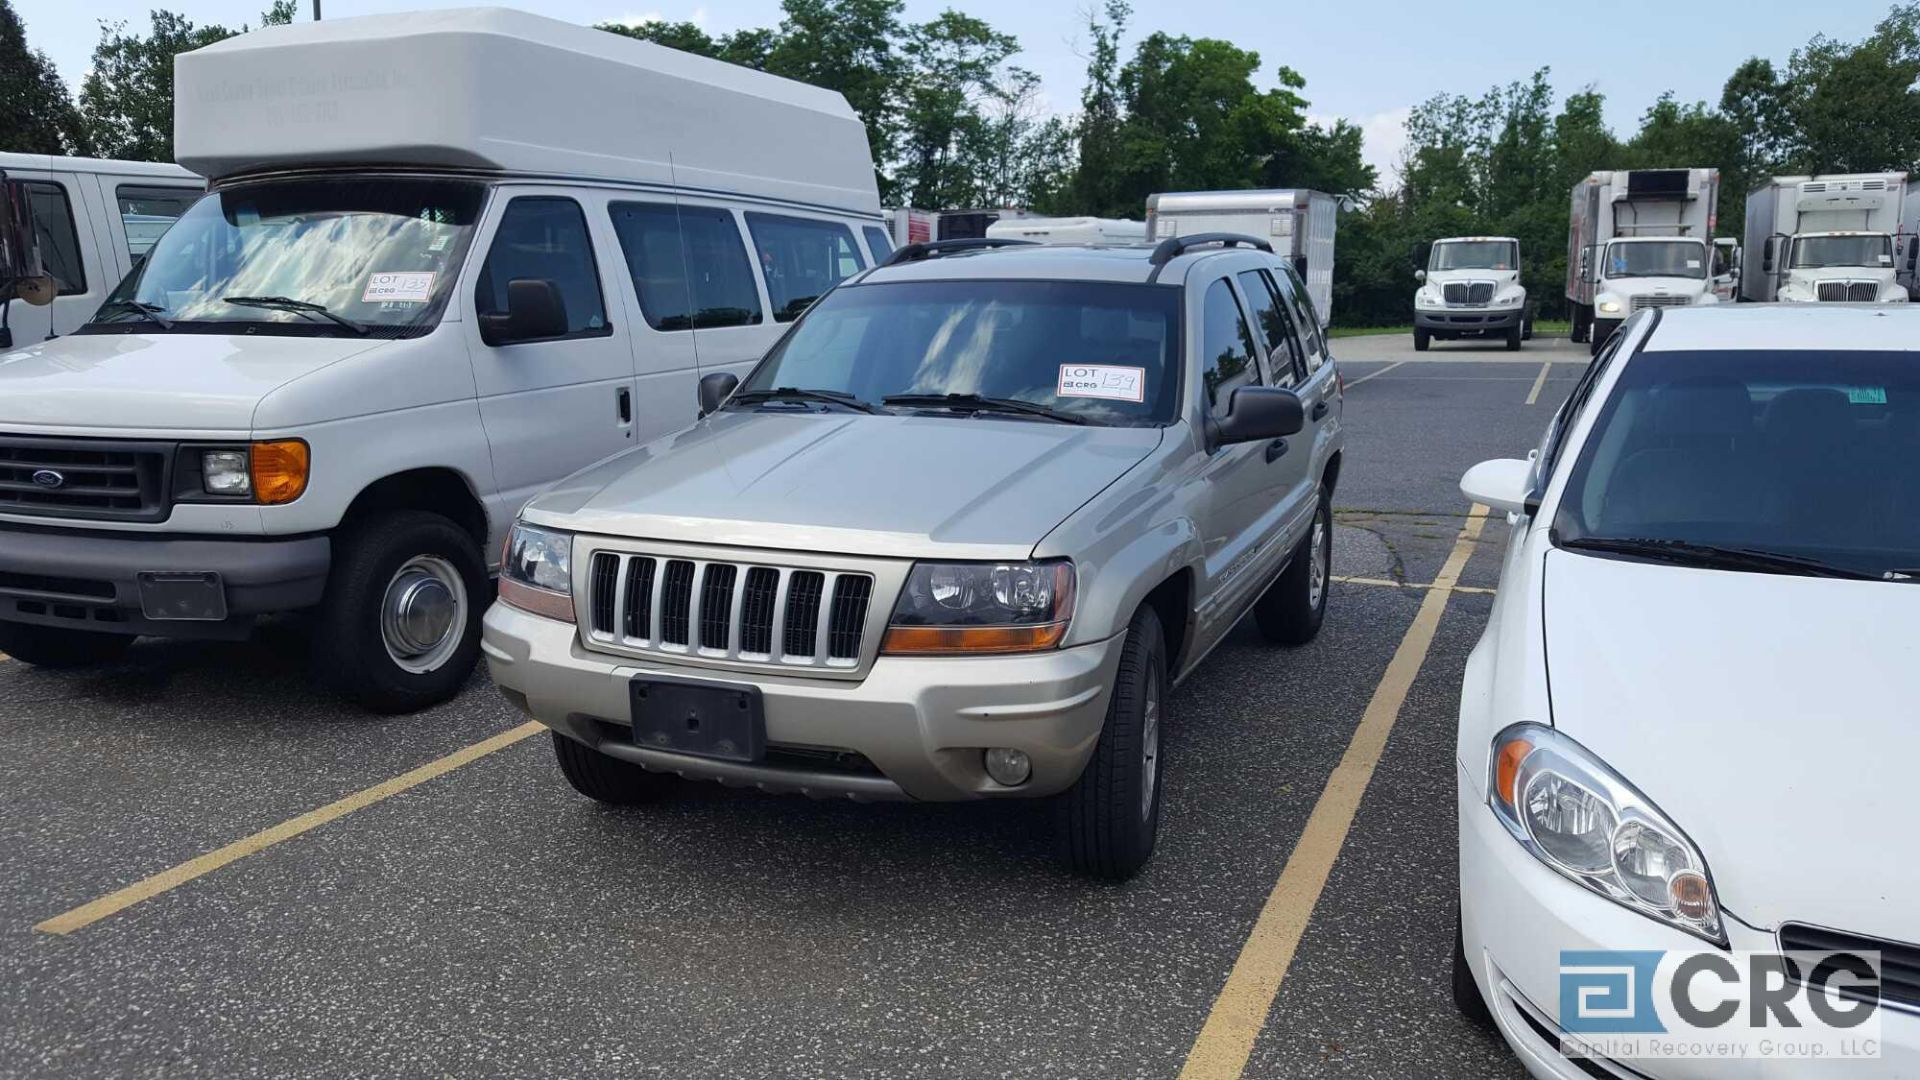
left=482, top=234, right=1344, bottom=878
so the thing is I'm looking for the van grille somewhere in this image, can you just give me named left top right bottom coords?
left=1817, top=281, right=1879, bottom=302
left=1629, top=295, right=1691, bottom=311
left=586, top=551, right=876, bottom=669
left=1442, top=281, right=1494, bottom=305
left=0, top=434, right=170, bottom=521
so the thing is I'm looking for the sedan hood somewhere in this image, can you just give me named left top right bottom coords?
left=0, top=332, right=387, bottom=435
left=1543, top=549, right=1920, bottom=939
left=526, top=410, right=1165, bottom=560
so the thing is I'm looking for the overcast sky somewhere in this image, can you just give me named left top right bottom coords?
left=13, top=0, right=1891, bottom=184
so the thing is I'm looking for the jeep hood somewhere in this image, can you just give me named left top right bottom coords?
left=526, top=410, right=1165, bottom=560
left=0, top=332, right=387, bottom=436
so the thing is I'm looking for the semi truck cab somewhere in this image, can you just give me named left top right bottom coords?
left=1583, top=236, right=1719, bottom=349
left=1412, top=235, right=1529, bottom=351
left=1768, top=230, right=1906, bottom=303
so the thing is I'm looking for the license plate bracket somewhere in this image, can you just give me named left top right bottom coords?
left=629, top=676, right=765, bottom=763
left=136, top=571, right=228, bottom=621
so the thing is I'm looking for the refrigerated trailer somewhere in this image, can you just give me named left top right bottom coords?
left=985, top=216, right=1146, bottom=245
left=1146, top=189, right=1336, bottom=325
left=1566, top=168, right=1722, bottom=352
left=1742, top=173, right=1918, bottom=303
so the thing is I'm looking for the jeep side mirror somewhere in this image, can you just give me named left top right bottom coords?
left=1213, top=385, right=1304, bottom=446
left=698, top=371, right=738, bottom=416
left=480, top=278, right=568, bottom=346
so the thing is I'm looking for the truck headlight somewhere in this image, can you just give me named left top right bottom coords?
left=202, top=450, right=250, bottom=495
left=1598, top=300, right=1622, bottom=314
left=1489, top=723, right=1725, bottom=944
left=186, top=440, right=309, bottom=504
left=882, top=560, right=1074, bottom=654
left=499, top=521, right=575, bottom=622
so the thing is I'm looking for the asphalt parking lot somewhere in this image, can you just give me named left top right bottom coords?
left=0, top=331, right=1591, bottom=1079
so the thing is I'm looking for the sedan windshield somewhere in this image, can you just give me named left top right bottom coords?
left=83, top=177, right=485, bottom=338
left=1604, top=241, right=1706, bottom=279
left=740, top=280, right=1183, bottom=426
left=1553, top=349, right=1920, bottom=580
left=1431, top=241, right=1516, bottom=271
left=1791, top=234, right=1893, bottom=269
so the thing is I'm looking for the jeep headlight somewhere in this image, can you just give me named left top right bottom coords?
left=882, top=560, right=1074, bottom=654
left=499, top=521, right=575, bottom=622
left=1489, top=723, right=1725, bottom=944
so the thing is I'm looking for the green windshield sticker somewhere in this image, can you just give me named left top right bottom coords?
left=1849, top=386, right=1888, bottom=405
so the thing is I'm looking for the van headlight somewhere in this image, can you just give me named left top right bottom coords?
left=499, top=521, right=575, bottom=622
left=1488, top=723, right=1725, bottom=944
left=882, top=560, right=1074, bottom=654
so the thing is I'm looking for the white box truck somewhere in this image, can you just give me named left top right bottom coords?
left=1742, top=173, right=1916, bottom=304
left=984, top=216, right=1146, bottom=245
left=1566, top=168, right=1723, bottom=353
left=1145, top=189, right=1337, bottom=325
left=1411, top=235, right=1531, bottom=351
left=0, top=8, right=885, bottom=712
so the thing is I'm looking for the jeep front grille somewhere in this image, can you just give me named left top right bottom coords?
left=0, top=434, right=170, bottom=521
left=585, top=551, right=877, bottom=669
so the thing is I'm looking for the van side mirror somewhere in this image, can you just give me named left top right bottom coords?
left=698, top=371, right=739, bottom=416
left=480, top=278, right=568, bottom=346
left=1213, top=385, right=1304, bottom=447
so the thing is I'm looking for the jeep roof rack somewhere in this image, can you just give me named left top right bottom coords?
left=882, top=237, right=1037, bottom=267
left=1147, top=232, right=1273, bottom=266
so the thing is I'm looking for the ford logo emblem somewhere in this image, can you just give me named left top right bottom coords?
left=31, top=469, right=65, bottom=490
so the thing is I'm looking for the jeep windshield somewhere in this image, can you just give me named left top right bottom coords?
left=1604, top=240, right=1706, bottom=279
left=82, top=177, right=485, bottom=339
left=1431, top=241, right=1516, bottom=271
left=1791, top=234, right=1893, bottom=269
left=739, top=279, right=1183, bottom=426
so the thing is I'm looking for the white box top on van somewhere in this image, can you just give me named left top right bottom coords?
left=173, top=6, right=880, bottom=215
left=985, top=216, right=1146, bottom=245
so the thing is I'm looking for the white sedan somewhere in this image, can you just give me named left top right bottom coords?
left=1453, top=305, right=1919, bottom=1078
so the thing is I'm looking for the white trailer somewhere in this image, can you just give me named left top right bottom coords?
left=1566, top=168, right=1722, bottom=352
left=985, top=216, right=1145, bottom=245
left=1145, top=189, right=1337, bottom=325
left=1742, top=173, right=1917, bottom=303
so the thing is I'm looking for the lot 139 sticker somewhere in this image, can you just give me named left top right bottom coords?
left=1058, top=364, right=1146, bottom=402
left=362, top=271, right=437, bottom=304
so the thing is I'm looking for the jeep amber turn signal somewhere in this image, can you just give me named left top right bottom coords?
left=250, top=440, right=310, bottom=504
left=881, top=621, right=1070, bottom=655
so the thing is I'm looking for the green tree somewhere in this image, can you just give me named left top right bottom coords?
left=0, top=0, right=90, bottom=155
left=1779, top=3, right=1920, bottom=173
left=765, top=0, right=907, bottom=198
left=895, top=10, right=1017, bottom=208
left=1067, top=0, right=1130, bottom=217
left=80, top=4, right=294, bottom=162
left=598, top=19, right=723, bottom=58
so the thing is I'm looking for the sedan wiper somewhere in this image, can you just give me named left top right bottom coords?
left=729, top=387, right=880, bottom=414
left=94, top=299, right=173, bottom=330
left=224, top=295, right=368, bottom=335
left=882, top=392, right=1088, bottom=425
left=1559, top=536, right=1877, bottom=580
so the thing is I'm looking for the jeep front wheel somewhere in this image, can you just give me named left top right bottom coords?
left=1255, top=484, right=1332, bottom=645
left=1057, top=604, right=1167, bottom=881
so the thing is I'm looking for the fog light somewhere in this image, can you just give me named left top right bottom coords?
left=983, top=747, right=1031, bottom=786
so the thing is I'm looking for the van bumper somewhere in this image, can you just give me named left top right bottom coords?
left=482, top=600, right=1122, bottom=802
left=0, top=525, right=330, bottom=639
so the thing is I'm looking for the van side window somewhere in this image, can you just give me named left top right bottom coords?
left=1200, top=277, right=1261, bottom=416
left=1275, top=265, right=1327, bottom=370
left=115, top=185, right=200, bottom=260
left=862, top=225, right=893, bottom=262
left=608, top=202, right=762, bottom=331
left=744, top=213, right=865, bottom=322
left=1235, top=269, right=1302, bottom=387
left=23, top=182, right=85, bottom=295
left=476, top=196, right=608, bottom=339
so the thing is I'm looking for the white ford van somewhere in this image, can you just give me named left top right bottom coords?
left=0, top=8, right=885, bottom=712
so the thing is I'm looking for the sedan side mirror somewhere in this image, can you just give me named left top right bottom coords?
left=1460, top=458, right=1535, bottom=517
left=480, top=278, right=568, bottom=346
left=698, top=371, right=739, bottom=416
left=1213, top=385, right=1304, bottom=446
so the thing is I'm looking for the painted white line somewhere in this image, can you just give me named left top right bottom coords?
left=1343, top=361, right=1404, bottom=387
left=1524, top=359, right=1553, bottom=406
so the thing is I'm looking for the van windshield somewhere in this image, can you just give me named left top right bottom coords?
left=1604, top=241, right=1706, bottom=279
left=1790, top=234, right=1893, bottom=269
left=1431, top=241, right=1516, bottom=271
left=740, top=280, right=1183, bottom=426
left=83, top=177, right=485, bottom=338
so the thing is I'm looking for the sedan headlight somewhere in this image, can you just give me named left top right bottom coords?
left=1489, top=723, right=1725, bottom=944
left=498, top=521, right=575, bottom=622
left=882, top=560, right=1074, bottom=654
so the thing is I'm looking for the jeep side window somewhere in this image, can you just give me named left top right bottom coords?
left=476, top=196, right=609, bottom=340
left=744, top=213, right=865, bottom=322
left=1236, top=269, right=1303, bottom=387
left=1273, top=265, right=1327, bottom=371
left=609, top=201, right=763, bottom=331
left=1200, top=277, right=1262, bottom=417
left=23, top=181, right=85, bottom=296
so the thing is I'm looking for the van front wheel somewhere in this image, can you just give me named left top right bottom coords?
left=313, top=511, right=487, bottom=714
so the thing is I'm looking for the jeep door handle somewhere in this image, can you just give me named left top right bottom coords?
left=1310, top=399, right=1329, bottom=421
left=1265, top=438, right=1289, bottom=463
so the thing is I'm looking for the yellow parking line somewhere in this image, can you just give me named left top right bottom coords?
left=1524, top=359, right=1554, bottom=405
left=1332, top=574, right=1495, bottom=596
left=1178, top=505, right=1489, bottom=1080
left=35, top=720, right=544, bottom=936
left=1343, top=360, right=1404, bottom=388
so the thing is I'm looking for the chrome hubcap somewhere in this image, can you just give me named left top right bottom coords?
left=1308, top=510, right=1329, bottom=609
left=380, top=555, right=466, bottom=674
left=1140, top=666, right=1162, bottom=821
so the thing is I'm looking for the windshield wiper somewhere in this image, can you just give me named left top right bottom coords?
left=94, top=299, right=174, bottom=330
left=882, top=392, right=1088, bottom=425
left=1559, top=536, right=1877, bottom=580
left=224, top=295, right=368, bottom=335
left=729, top=387, right=880, bottom=414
